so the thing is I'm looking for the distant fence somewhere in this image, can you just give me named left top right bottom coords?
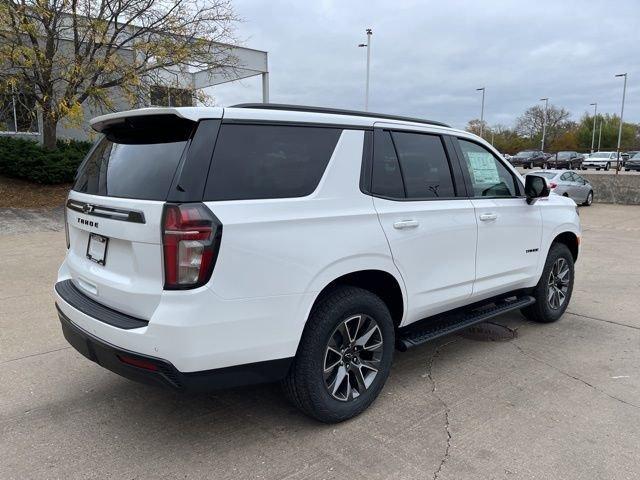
left=581, top=173, right=640, bottom=205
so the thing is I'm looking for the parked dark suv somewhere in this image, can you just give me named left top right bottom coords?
left=549, top=151, right=583, bottom=169
left=625, top=153, right=640, bottom=172
left=509, top=150, right=547, bottom=169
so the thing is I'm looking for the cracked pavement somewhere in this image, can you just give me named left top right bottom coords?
left=1, top=204, right=639, bottom=479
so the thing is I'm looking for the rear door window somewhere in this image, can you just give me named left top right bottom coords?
left=390, top=131, right=455, bottom=199
left=204, top=124, right=341, bottom=201
left=371, top=130, right=405, bottom=198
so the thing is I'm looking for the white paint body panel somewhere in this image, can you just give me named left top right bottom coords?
left=56, top=106, right=581, bottom=374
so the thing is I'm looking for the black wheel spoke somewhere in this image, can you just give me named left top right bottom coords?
left=323, top=313, right=384, bottom=402
left=547, top=257, right=571, bottom=310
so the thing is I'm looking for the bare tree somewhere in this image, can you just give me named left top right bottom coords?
left=0, top=0, right=239, bottom=148
left=515, top=104, right=572, bottom=148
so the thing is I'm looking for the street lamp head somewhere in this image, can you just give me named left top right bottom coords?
left=358, top=43, right=367, bottom=47
left=366, top=28, right=372, bottom=35
left=590, top=102, right=597, bottom=106
left=540, top=97, right=548, bottom=101
left=615, top=73, right=627, bottom=77
left=476, top=87, right=485, bottom=91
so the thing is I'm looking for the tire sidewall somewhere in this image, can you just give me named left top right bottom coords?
left=296, top=288, right=395, bottom=421
left=537, top=244, right=575, bottom=322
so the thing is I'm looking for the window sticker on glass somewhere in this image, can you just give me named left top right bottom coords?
left=467, top=152, right=500, bottom=184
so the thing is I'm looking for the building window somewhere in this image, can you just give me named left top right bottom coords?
left=0, top=92, right=39, bottom=133
left=149, top=86, right=193, bottom=107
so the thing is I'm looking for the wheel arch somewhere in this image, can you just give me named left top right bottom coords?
left=308, top=269, right=406, bottom=329
left=552, top=231, right=579, bottom=262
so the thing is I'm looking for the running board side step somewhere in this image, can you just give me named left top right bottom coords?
left=396, top=295, right=535, bottom=351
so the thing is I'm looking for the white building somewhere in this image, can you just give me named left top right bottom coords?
left=0, top=42, right=269, bottom=143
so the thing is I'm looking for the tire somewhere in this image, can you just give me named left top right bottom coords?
left=582, top=190, right=593, bottom=206
left=529, top=161, right=534, bottom=169
left=282, top=286, right=395, bottom=423
left=543, top=163, right=548, bottom=169
left=605, top=162, right=610, bottom=171
left=521, top=243, right=574, bottom=323
left=625, top=168, right=630, bottom=172
left=596, top=168, right=600, bottom=171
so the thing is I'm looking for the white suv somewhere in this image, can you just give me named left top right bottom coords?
left=55, top=104, right=581, bottom=423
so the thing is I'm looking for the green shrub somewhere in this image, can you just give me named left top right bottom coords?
left=0, top=136, right=93, bottom=184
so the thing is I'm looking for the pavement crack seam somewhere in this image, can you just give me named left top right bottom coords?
left=1, top=346, right=71, bottom=364
left=512, top=342, right=639, bottom=410
left=426, top=339, right=457, bottom=480
left=566, top=311, right=640, bottom=331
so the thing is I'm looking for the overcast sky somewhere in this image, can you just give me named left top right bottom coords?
left=212, top=0, right=639, bottom=130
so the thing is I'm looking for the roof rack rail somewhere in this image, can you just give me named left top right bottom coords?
left=230, top=103, right=450, bottom=128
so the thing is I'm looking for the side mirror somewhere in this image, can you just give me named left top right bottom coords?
left=525, top=175, right=550, bottom=204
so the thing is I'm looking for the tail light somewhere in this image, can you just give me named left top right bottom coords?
left=162, top=203, right=222, bottom=289
left=549, top=182, right=557, bottom=189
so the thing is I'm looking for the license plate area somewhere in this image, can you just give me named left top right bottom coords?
left=86, top=233, right=109, bottom=266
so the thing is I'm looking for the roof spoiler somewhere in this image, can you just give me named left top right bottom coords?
left=90, top=107, right=222, bottom=133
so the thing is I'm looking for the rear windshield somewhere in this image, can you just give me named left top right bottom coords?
left=532, top=172, right=557, bottom=179
left=73, top=115, right=195, bottom=200
left=73, top=138, right=188, bottom=200
left=204, top=124, right=342, bottom=201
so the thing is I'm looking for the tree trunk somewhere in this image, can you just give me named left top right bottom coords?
left=42, top=112, right=58, bottom=150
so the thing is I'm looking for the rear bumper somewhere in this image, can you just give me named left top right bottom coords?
left=57, top=305, right=293, bottom=392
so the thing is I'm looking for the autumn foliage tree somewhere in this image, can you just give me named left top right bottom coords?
left=0, top=0, right=239, bottom=149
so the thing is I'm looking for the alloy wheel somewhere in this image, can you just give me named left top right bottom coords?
left=323, top=314, right=383, bottom=402
left=547, top=258, right=570, bottom=310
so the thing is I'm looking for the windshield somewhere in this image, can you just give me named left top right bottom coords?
left=557, top=152, right=572, bottom=158
left=632, top=153, right=640, bottom=160
left=591, top=152, right=612, bottom=158
left=517, top=151, right=535, bottom=157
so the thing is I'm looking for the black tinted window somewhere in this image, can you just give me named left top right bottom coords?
left=204, top=124, right=341, bottom=201
left=372, top=131, right=404, bottom=198
left=73, top=137, right=188, bottom=200
left=458, top=139, right=517, bottom=197
left=391, top=132, right=455, bottom=198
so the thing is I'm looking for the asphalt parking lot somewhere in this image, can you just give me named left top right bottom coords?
left=1, top=204, right=639, bottom=480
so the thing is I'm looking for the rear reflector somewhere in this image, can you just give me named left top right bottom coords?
left=118, top=355, right=159, bottom=371
left=162, top=203, right=222, bottom=289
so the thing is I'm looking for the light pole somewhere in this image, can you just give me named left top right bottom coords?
left=598, top=119, right=603, bottom=151
left=540, top=97, right=549, bottom=152
left=358, top=28, right=373, bottom=111
left=476, top=87, right=485, bottom=137
left=615, top=73, right=627, bottom=174
left=590, top=102, right=597, bottom=153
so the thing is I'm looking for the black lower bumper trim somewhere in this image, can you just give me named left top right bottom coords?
left=57, top=305, right=293, bottom=392
left=55, top=280, right=148, bottom=330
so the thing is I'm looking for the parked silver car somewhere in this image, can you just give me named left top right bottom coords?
left=529, top=170, right=593, bottom=206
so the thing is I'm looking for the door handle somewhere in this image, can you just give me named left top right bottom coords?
left=393, top=219, right=419, bottom=229
left=479, top=213, right=498, bottom=221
